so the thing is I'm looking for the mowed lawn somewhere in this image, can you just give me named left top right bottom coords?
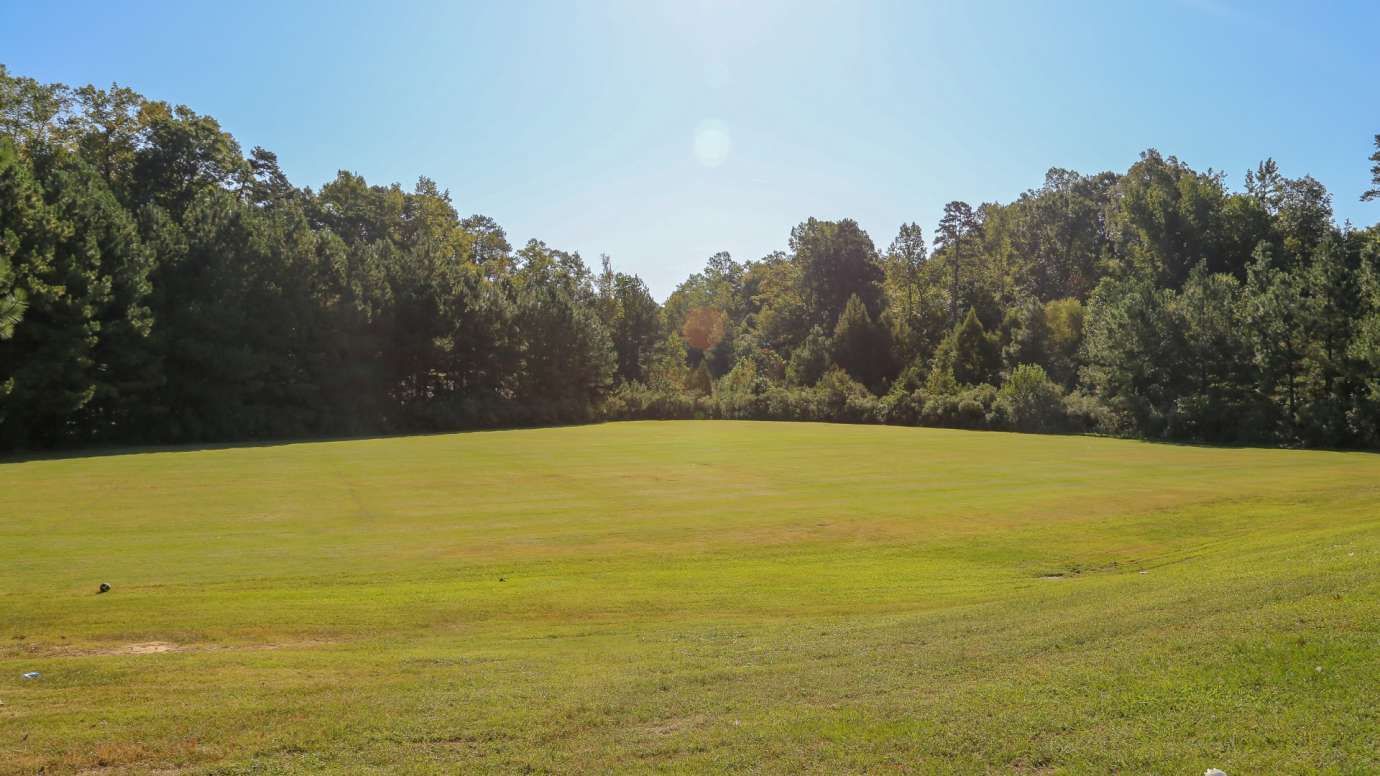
left=1, top=422, right=1379, bottom=774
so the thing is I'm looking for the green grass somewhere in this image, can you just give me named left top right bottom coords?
left=2, top=421, right=1378, bottom=774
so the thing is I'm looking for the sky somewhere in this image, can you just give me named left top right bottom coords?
left=3, top=0, right=1378, bottom=298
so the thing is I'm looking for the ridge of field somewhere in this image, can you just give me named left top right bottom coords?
left=2, top=421, right=1378, bottom=774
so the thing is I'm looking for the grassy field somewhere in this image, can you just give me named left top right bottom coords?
left=1, top=421, right=1378, bottom=774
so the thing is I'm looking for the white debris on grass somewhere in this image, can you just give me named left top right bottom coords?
left=1205, top=769, right=1228, bottom=776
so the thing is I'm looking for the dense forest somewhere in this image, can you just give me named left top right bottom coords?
left=2, top=65, right=1379, bottom=451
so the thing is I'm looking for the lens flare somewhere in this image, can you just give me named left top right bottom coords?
left=692, top=119, right=732, bottom=168
left=681, top=307, right=727, bottom=350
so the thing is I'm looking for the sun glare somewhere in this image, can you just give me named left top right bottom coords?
left=692, top=118, right=732, bottom=168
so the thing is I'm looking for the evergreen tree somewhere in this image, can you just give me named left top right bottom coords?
left=1166, top=264, right=1253, bottom=440
left=1080, top=272, right=1182, bottom=435
left=607, top=273, right=661, bottom=384
left=787, top=325, right=832, bottom=387
left=1362, top=135, right=1380, bottom=202
left=1243, top=246, right=1311, bottom=438
left=831, top=293, right=893, bottom=392
left=0, top=140, right=34, bottom=341
left=0, top=145, right=153, bottom=447
left=935, top=201, right=978, bottom=326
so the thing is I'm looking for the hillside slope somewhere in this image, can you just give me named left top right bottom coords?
left=2, top=422, right=1378, bottom=774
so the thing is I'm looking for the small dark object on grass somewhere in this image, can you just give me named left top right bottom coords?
left=499, top=577, right=507, bottom=582
left=98, top=582, right=111, bottom=594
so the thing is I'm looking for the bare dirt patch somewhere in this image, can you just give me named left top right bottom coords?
left=121, top=641, right=181, bottom=655
left=639, top=714, right=709, bottom=737
left=7, top=640, right=181, bottom=658
left=26, top=639, right=334, bottom=658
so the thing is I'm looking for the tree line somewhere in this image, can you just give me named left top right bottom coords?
left=2, top=66, right=1379, bottom=451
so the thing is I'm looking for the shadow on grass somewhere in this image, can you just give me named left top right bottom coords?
left=2, top=417, right=1375, bottom=464
left=0, top=420, right=606, bottom=464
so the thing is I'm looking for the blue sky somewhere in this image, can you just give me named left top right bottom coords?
left=3, top=0, right=1378, bottom=297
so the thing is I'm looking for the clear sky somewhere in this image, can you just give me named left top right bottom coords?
left=3, top=0, right=1378, bottom=298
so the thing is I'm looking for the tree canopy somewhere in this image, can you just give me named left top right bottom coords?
left=2, top=65, right=1379, bottom=450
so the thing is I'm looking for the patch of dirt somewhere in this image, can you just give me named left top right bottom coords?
left=639, top=714, right=709, bottom=737
left=124, top=641, right=181, bottom=655
left=38, top=640, right=186, bottom=657
left=30, top=639, right=334, bottom=658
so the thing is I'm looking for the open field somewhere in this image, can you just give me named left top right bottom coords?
left=2, top=421, right=1379, bottom=774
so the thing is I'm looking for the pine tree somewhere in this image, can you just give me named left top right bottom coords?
left=831, top=293, right=892, bottom=392
left=935, top=202, right=978, bottom=326
left=1362, top=135, right=1380, bottom=202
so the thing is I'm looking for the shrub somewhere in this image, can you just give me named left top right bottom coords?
left=880, top=388, right=924, bottom=426
left=816, top=367, right=879, bottom=423
left=605, top=382, right=696, bottom=420
left=1061, top=390, right=1114, bottom=434
left=957, top=384, right=998, bottom=428
left=997, top=363, right=1066, bottom=433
